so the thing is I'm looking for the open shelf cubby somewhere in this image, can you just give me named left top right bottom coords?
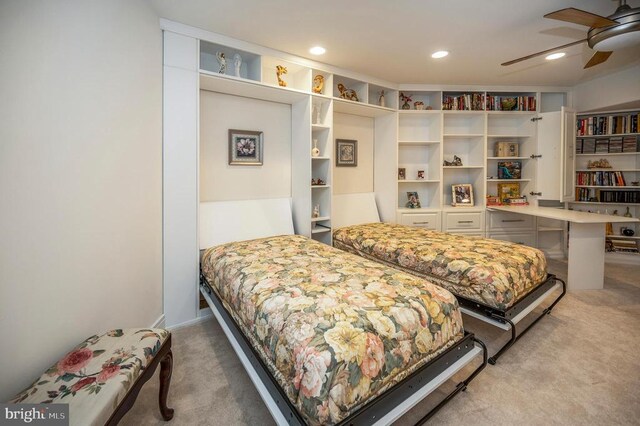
left=261, top=56, right=311, bottom=91
left=200, top=40, right=261, bottom=82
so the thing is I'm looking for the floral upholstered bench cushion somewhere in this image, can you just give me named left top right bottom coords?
left=10, top=328, right=171, bottom=426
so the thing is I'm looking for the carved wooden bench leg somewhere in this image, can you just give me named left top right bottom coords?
left=159, top=348, right=174, bottom=420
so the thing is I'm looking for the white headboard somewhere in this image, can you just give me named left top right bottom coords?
left=199, top=198, right=295, bottom=249
left=332, top=192, right=381, bottom=229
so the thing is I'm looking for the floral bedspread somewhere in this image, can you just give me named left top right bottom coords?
left=201, top=235, right=464, bottom=425
left=333, top=223, right=547, bottom=310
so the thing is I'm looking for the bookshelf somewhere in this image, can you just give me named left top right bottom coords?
left=570, top=109, right=640, bottom=256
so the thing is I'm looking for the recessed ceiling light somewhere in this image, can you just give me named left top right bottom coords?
left=309, top=46, right=326, bottom=55
left=545, top=52, right=566, bottom=60
left=431, top=50, right=449, bottom=59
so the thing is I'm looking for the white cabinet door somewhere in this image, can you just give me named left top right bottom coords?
left=536, top=107, right=576, bottom=202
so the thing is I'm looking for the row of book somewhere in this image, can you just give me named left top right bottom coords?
left=606, top=238, right=639, bottom=253
left=575, top=188, right=639, bottom=203
left=576, top=171, right=627, bottom=186
left=485, top=95, right=536, bottom=111
left=576, top=114, right=639, bottom=136
left=577, top=136, right=638, bottom=153
left=442, top=93, right=484, bottom=111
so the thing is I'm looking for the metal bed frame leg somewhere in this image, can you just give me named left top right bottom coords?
left=415, top=338, right=488, bottom=426
left=487, top=277, right=566, bottom=365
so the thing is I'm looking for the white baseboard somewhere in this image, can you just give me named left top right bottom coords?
left=151, top=314, right=166, bottom=329
left=166, top=308, right=213, bottom=331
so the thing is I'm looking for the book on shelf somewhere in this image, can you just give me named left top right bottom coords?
left=497, top=161, right=522, bottom=179
left=608, top=137, right=623, bottom=153
left=622, top=136, right=639, bottom=152
left=442, top=93, right=484, bottom=111
left=485, top=95, right=536, bottom=111
left=576, top=135, right=638, bottom=153
left=599, top=190, right=639, bottom=204
left=576, top=171, right=626, bottom=186
left=595, top=139, right=609, bottom=153
left=576, top=113, right=639, bottom=136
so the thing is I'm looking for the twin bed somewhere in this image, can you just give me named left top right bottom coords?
left=332, top=193, right=566, bottom=365
left=199, top=198, right=486, bottom=425
left=198, top=194, right=564, bottom=424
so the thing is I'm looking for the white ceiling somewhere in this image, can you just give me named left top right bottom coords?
left=149, top=0, right=640, bottom=87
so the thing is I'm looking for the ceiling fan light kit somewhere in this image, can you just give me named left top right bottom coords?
left=503, top=0, right=640, bottom=68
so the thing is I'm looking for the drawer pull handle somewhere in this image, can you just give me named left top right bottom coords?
left=458, top=220, right=473, bottom=224
left=517, top=242, right=524, bottom=245
left=502, top=219, right=525, bottom=223
left=413, top=221, right=430, bottom=225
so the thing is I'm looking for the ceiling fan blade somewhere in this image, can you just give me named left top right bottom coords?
left=544, top=8, right=618, bottom=28
left=501, top=39, right=587, bottom=66
left=584, top=51, right=613, bottom=68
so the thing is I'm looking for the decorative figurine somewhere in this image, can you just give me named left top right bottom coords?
left=215, top=52, right=226, bottom=74
left=379, top=90, right=385, bottom=107
left=624, top=206, right=633, bottom=218
left=337, top=83, right=359, bottom=101
left=587, top=158, right=612, bottom=169
left=312, top=139, right=320, bottom=157
left=400, top=92, right=412, bottom=110
left=313, top=104, right=321, bottom=124
left=233, top=53, right=242, bottom=77
left=621, top=227, right=635, bottom=236
left=417, top=170, right=425, bottom=179
left=276, top=65, right=288, bottom=87
left=443, top=155, right=463, bottom=166
left=312, top=205, right=320, bottom=218
left=311, top=178, right=326, bottom=186
left=312, top=75, right=325, bottom=94
left=414, top=101, right=425, bottom=110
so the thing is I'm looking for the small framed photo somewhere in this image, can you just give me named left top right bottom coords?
left=417, top=170, right=425, bottom=180
left=229, top=129, right=263, bottom=165
left=406, top=191, right=421, bottom=208
left=398, top=167, right=406, bottom=180
left=336, top=139, right=357, bottom=167
left=452, top=184, right=474, bottom=207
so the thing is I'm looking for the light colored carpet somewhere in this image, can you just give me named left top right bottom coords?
left=122, top=259, right=640, bottom=425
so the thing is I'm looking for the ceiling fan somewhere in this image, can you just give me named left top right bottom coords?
left=502, top=0, right=640, bottom=68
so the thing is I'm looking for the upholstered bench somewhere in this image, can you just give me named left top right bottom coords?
left=9, top=328, right=174, bottom=425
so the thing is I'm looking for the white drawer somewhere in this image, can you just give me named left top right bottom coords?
left=449, top=231, right=484, bottom=237
left=444, top=211, right=483, bottom=231
left=399, top=212, right=440, bottom=230
left=488, top=232, right=536, bottom=247
left=488, top=211, right=534, bottom=231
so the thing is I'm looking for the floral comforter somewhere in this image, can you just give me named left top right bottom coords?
left=201, top=235, right=464, bottom=425
left=333, top=223, right=547, bottom=311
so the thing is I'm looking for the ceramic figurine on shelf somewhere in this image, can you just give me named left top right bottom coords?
left=443, top=155, right=463, bottom=166
left=624, top=207, right=633, bottom=218
left=312, top=139, right=320, bottom=157
left=215, top=52, right=226, bottom=74
left=276, top=65, right=288, bottom=87
left=414, top=101, right=425, bottom=110
left=400, top=92, right=412, bottom=110
left=337, top=83, right=359, bottom=102
left=312, top=205, right=320, bottom=218
left=233, top=53, right=242, bottom=77
left=587, top=158, right=612, bottom=169
left=312, top=75, right=325, bottom=94
left=379, top=90, right=385, bottom=107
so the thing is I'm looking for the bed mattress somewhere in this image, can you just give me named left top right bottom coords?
left=333, top=223, right=548, bottom=311
left=201, top=234, right=464, bottom=425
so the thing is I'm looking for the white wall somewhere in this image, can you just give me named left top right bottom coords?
left=333, top=113, right=375, bottom=194
left=573, top=64, right=640, bottom=112
left=200, top=91, right=292, bottom=201
left=0, top=1, right=162, bottom=400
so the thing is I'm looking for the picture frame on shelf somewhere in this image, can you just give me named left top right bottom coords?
left=228, top=129, right=263, bottom=166
left=452, top=184, right=474, bottom=207
left=497, top=182, right=521, bottom=203
left=336, top=139, right=358, bottom=167
left=498, top=161, right=522, bottom=179
left=398, top=167, right=406, bottom=180
left=406, top=192, right=421, bottom=209
left=494, top=142, right=519, bottom=157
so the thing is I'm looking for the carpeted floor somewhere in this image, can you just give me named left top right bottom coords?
left=122, top=258, right=640, bottom=425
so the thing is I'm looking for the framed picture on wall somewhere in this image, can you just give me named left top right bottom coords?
left=451, top=184, right=474, bottom=207
left=229, top=129, right=263, bottom=165
left=336, top=139, right=357, bottom=167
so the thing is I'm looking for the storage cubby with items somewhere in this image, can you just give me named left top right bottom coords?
left=261, top=56, right=311, bottom=91
left=200, top=40, right=261, bottom=81
left=571, top=110, right=640, bottom=257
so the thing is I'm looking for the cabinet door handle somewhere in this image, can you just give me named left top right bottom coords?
left=413, top=221, right=430, bottom=225
left=458, top=220, right=473, bottom=224
left=502, top=219, right=525, bottom=222
left=517, top=241, right=524, bottom=245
